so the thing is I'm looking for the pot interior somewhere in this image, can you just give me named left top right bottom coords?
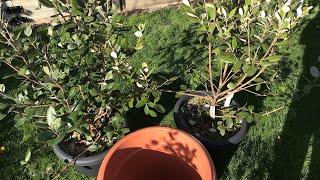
left=98, top=127, right=216, bottom=180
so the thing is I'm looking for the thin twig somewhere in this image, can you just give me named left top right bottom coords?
left=242, top=89, right=267, bottom=97
left=262, top=106, right=285, bottom=116
left=159, top=89, right=212, bottom=99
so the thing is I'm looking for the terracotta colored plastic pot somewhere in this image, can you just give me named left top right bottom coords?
left=98, top=126, right=216, bottom=180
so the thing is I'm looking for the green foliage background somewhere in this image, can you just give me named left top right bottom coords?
left=1, top=1, right=320, bottom=179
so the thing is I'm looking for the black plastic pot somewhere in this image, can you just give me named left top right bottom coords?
left=173, top=92, right=248, bottom=151
left=52, top=144, right=108, bottom=177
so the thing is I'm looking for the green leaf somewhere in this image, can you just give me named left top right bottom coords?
left=46, top=106, right=57, bottom=128
left=142, top=62, right=148, bottom=69
left=111, top=113, right=125, bottom=122
left=148, top=109, right=157, bottom=117
left=68, top=111, right=78, bottom=122
left=0, top=113, right=6, bottom=121
left=48, top=132, right=66, bottom=145
left=51, top=118, right=62, bottom=132
left=226, top=118, right=233, bottom=129
left=18, top=68, right=27, bottom=76
left=67, top=43, right=77, bottom=50
left=266, top=55, right=283, bottom=62
left=25, top=148, right=31, bottom=162
left=310, top=66, right=319, bottom=78
left=0, top=103, right=8, bottom=109
left=227, top=82, right=236, bottom=89
left=106, top=132, right=113, bottom=140
left=14, top=117, right=26, bottom=127
left=43, top=66, right=50, bottom=76
left=84, top=16, right=94, bottom=22
left=136, top=97, right=148, bottom=108
left=135, top=41, right=143, bottom=50
left=144, top=104, right=150, bottom=115
left=245, top=0, right=251, bottom=5
left=71, top=0, right=82, bottom=14
left=121, top=128, right=130, bottom=133
left=168, top=76, right=179, bottom=82
left=232, top=61, right=242, bottom=72
left=89, top=88, right=98, bottom=97
left=186, top=13, right=198, bottom=18
left=248, top=105, right=254, bottom=113
left=0, top=84, right=5, bottom=93
left=24, top=25, right=32, bottom=37
left=246, top=115, right=254, bottom=123
left=231, top=36, right=237, bottom=50
left=155, top=104, right=166, bottom=113
left=207, top=5, right=216, bottom=20
left=245, top=66, right=258, bottom=77
left=260, top=61, right=276, bottom=67
left=229, top=8, right=237, bottom=18
left=183, top=0, right=191, bottom=7
left=128, top=98, right=134, bottom=108
left=255, top=84, right=261, bottom=91
left=88, top=144, right=99, bottom=152
left=217, top=126, right=226, bottom=136
left=105, top=70, right=113, bottom=80
left=218, top=53, right=237, bottom=64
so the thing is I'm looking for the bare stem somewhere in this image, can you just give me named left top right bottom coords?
left=208, top=43, right=216, bottom=104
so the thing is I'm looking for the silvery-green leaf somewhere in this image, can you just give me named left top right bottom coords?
left=134, top=31, right=143, bottom=38
left=48, top=26, right=53, bottom=36
left=275, top=12, right=281, bottom=23
left=105, top=70, right=113, bottom=80
left=110, top=51, right=117, bottom=58
left=46, top=106, right=56, bottom=128
left=24, top=25, right=32, bottom=37
left=0, top=84, right=5, bottom=93
left=205, top=3, right=215, bottom=8
left=88, top=144, right=99, bottom=152
left=189, top=120, right=196, bottom=125
left=260, top=10, right=266, bottom=18
left=296, top=7, right=303, bottom=18
left=43, top=66, right=50, bottom=76
left=25, top=148, right=31, bottom=162
left=281, top=6, right=290, bottom=13
left=182, top=0, right=190, bottom=7
left=220, top=7, right=227, bottom=18
left=208, top=127, right=217, bottom=133
left=136, top=82, right=143, bottom=88
left=239, top=8, right=244, bottom=16
left=310, top=66, right=319, bottom=77
left=186, top=13, right=198, bottom=18
left=52, top=118, right=62, bottom=131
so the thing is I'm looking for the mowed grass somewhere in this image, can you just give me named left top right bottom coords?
left=1, top=3, right=320, bottom=179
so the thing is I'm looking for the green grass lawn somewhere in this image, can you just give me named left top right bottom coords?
left=1, top=3, right=320, bottom=179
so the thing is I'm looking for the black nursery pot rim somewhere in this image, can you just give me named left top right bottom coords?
left=52, top=144, right=108, bottom=166
left=173, top=92, right=248, bottom=146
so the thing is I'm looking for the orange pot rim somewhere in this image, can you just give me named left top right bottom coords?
left=97, top=126, right=216, bottom=180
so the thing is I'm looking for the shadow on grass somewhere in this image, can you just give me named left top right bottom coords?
left=272, top=10, right=320, bottom=179
left=156, top=25, right=208, bottom=76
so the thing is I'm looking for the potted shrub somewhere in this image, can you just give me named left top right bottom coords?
left=173, top=0, right=313, bottom=149
left=0, top=0, right=170, bottom=176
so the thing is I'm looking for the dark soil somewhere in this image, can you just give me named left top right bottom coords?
left=180, top=102, right=239, bottom=141
left=58, top=138, right=105, bottom=158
